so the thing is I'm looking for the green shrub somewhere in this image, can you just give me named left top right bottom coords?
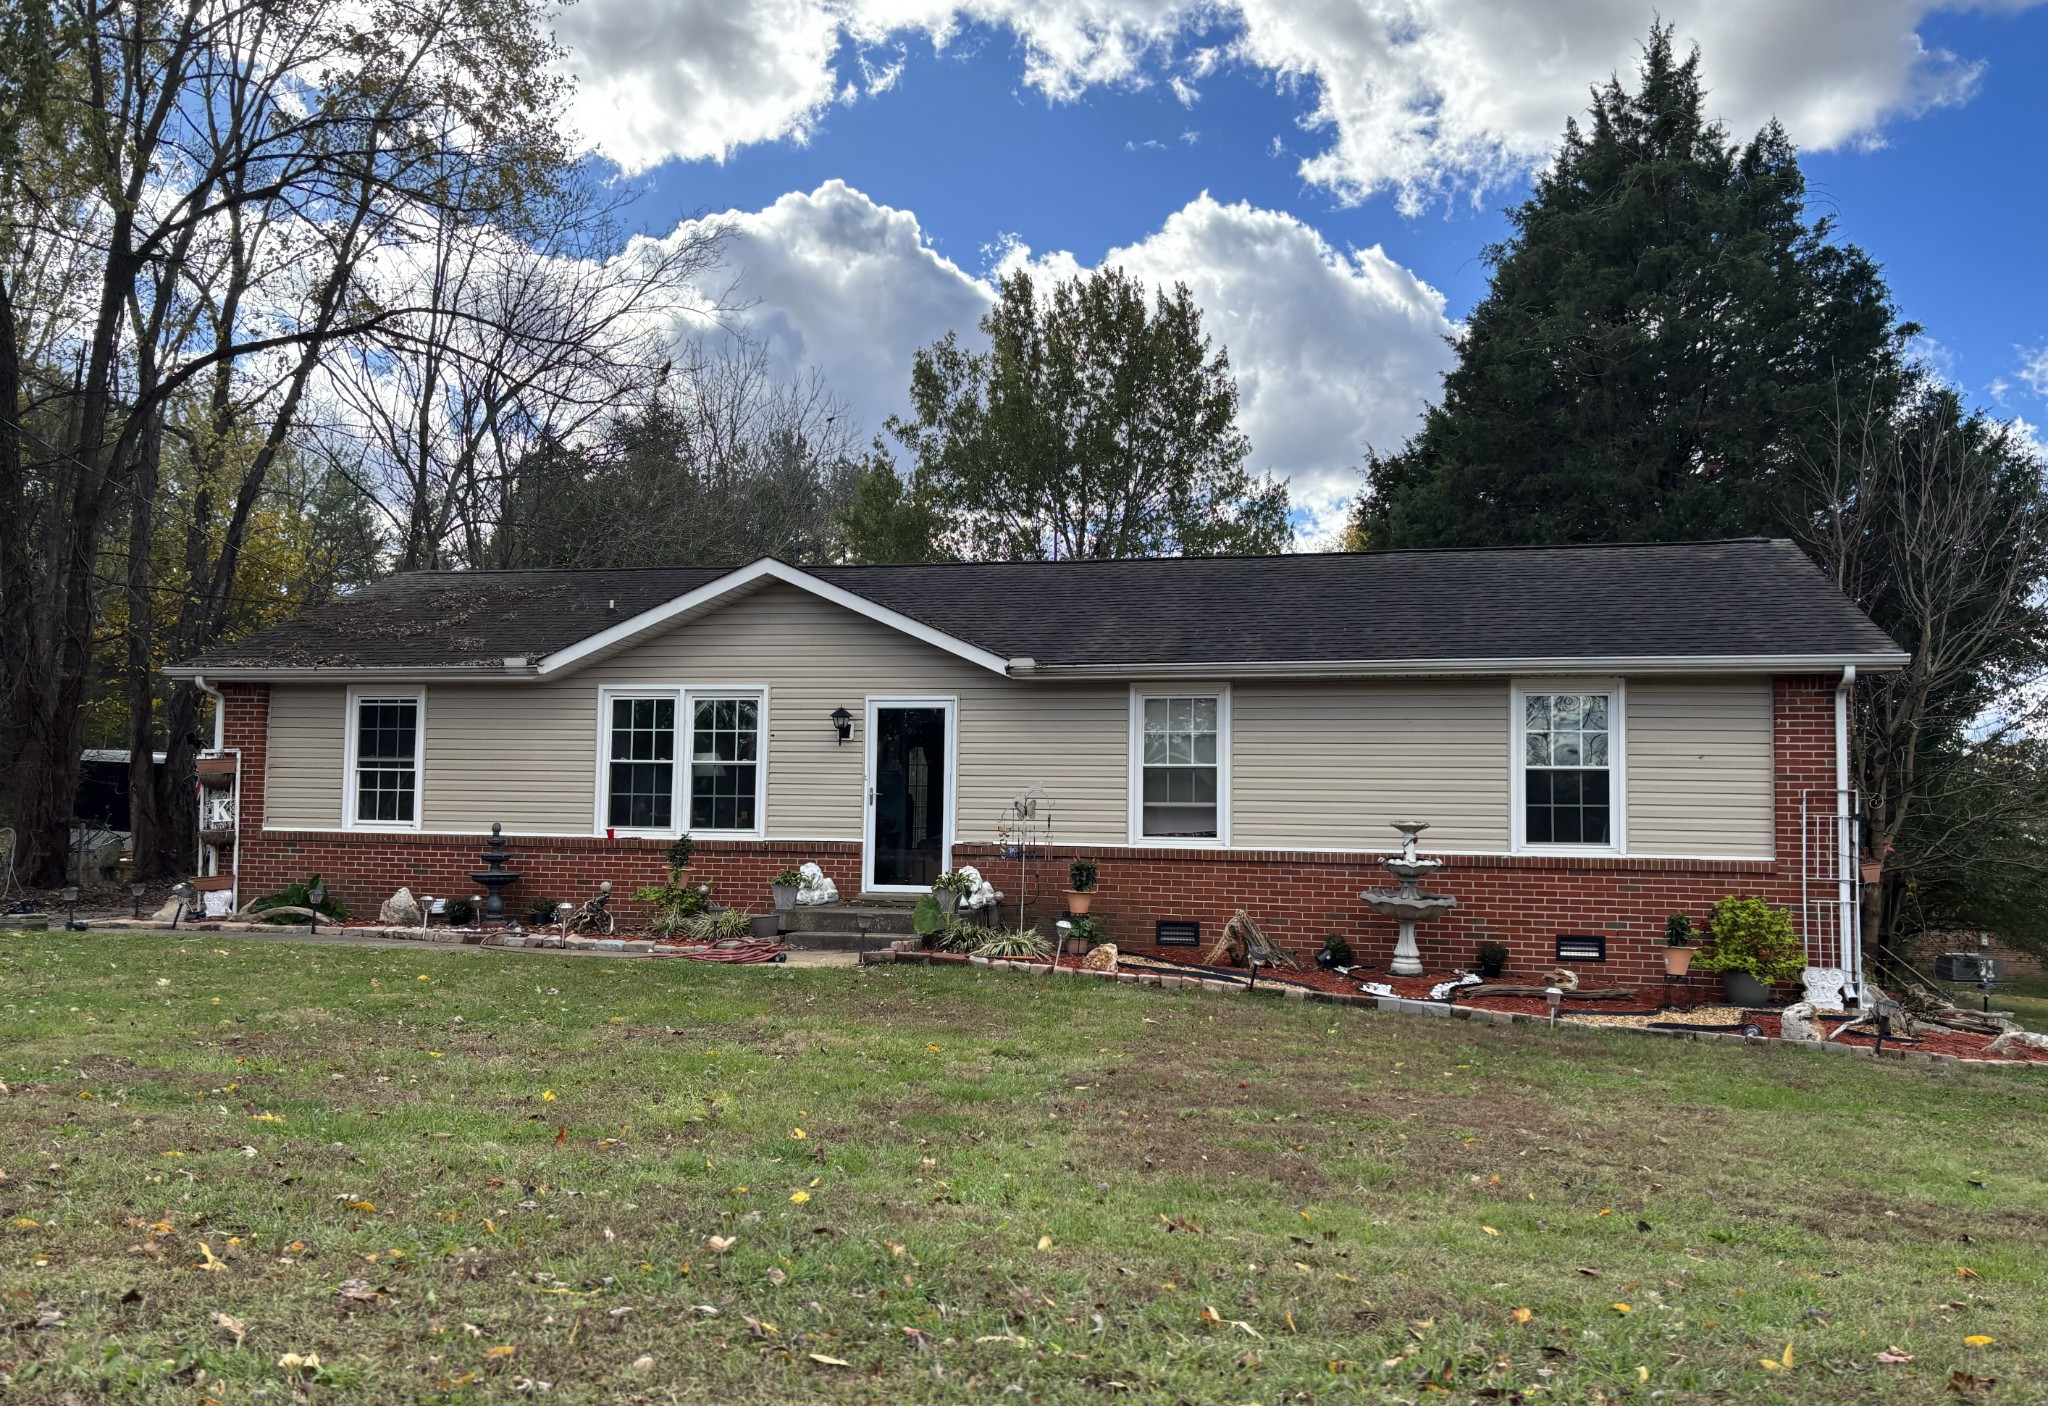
left=1696, top=896, right=1803, bottom=982
left=772, top=868, right=805, bottom=888
left=632, top=880, right=711, bottom=937
left=666, top=835, right=695, bottom=872
left=682, top=908, right=754, bottom=943
left=1475, top=940, right=1509, bottom=972
left=528, top=897, right=561, bottom=926
left=1319, top=934, right=1353, bottom=966
left=1068, top=858, right=1098, bottom=893
left=249, top=874, right=348, bottom=925
left=933, top=869, right=974, bottom=895
left=440, top=896, right=475, bottom=927
left=967, top=927, right=1050, bottom=961
left=1065, top=914, right=1111, bottom=947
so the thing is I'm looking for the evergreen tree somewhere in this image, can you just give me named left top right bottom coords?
left=866, top=267, right=1288, bottom=562
left=1354, top=25, right=1903, bottom=548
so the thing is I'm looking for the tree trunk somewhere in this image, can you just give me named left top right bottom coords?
left=124, top=410, right=164, bottom=876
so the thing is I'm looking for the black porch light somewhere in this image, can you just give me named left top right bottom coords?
left=831, top=707, right=853, bottom=744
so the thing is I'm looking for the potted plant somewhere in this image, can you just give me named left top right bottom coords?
left=747, top=910, right=782, bottom=940
left=1066, top=858, right=1098, bottom=915
left=1475, top=941, right=1509, bottom=980
left=1664, top=912, right=1695, bottom=976
left=1315, top=934, right=1353, bottom=970
left=1696, top=895, right=1804, bottom=1007
left=667, top=834, right=695, bottom=882
left=770, top=868, right=804, bottom=911
left=932, top=869, right=973, bottom=917
left=1062, top=914, right=1107, bottom=956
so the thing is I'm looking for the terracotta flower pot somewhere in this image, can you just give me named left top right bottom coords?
left=1859, top=859, right=1883, bottom=886
left=1665, top=946, right=1694, bottom=976
left=1065, top=890, right=1092, bottom=915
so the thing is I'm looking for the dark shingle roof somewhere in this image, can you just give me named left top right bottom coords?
left=171, top=539, right=1903, bottom=674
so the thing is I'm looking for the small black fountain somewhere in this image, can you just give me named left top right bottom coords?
left=470, top=822, right=522, bottom=925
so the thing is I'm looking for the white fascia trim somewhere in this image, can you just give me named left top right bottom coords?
left=164, top=665, right=540, bottom=682
left=536, top=559, right=1012, bottom=678
left=1034, top=653, right=1908, bottom=680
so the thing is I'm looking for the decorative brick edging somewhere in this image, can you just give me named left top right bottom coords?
left=858, top=950, right=2041, bottom=1071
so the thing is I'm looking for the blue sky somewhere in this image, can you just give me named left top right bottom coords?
left=554, top=2, right=2048, bottom=537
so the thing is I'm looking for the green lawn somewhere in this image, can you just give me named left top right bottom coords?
left=2, top=934, right=2044, bottom=1405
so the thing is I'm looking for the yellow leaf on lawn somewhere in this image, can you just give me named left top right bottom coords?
left=250, top=1112, right=284, bottom=1123
left=483, top=1219, right=497, bottom=1234
left=790, top=1191, right=810, bottom=1204
left=541, top=1090, right=556, bottom=1102
left=1510, top=1308, right=1533, bottom=1325
left=1597, top=1208, right=1612, bottom=1217
left=1782, top=1343, right=1795, bottom=1368
left=1964, top=1335, right=1995, bottom=1347
left=1956, top=1266, right=1980, bottom=1279
left=809, top=1353, right=851, bottom=1366
left=14, top=1218, right=38, bottom=1228
left=791, top=1128, right=807, bottom=1139
left=1481, top=1226, right=1500, bottom=1236
left=1610, top=1303, right=1632, bottom=1314
left=1037, top=1235, right=1053, bottom=1251
left=483, top=1344, right=516, bottom=1359
left=347, top=1201, right=377, bottom=1213
left=926, top=1044, right=941, bottom=1053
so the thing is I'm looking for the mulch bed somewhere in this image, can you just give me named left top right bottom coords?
left=1031, top=945, right=2047, bottom=1064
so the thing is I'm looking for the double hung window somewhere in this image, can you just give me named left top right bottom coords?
left=600, top=688, right=763, bottom=836
left=1133, top=692, right=1227, bottom=842
left=1518, top=688, right=1619, bottom=849
left=347, top=691, right=423, bottom=828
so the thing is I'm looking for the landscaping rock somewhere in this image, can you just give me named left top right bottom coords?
left=1778, top=1002, right=1822, bottom=1042
left=150, top=897, right=184, bottom=923
left=379, top=888, right=423, bottom=926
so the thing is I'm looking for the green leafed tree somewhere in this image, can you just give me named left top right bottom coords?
left=1353, top=24, right=1903, bottom=549
left=860, top=267, right=1288, bottom=562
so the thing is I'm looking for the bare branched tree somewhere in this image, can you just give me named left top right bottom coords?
left=1799, top=377, right=2048, bottom=950
left=1, top=0, right=578, bottom=881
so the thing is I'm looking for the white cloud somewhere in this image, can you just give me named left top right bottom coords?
left=665, top=184, right=1455, bottom=541
left=558, top=1, right=2040, bottom=198
left=2018, top=344, right=2048, bottom=400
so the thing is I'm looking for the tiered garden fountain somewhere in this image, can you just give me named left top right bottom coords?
left=1360, top=820, right=1458, bottom=977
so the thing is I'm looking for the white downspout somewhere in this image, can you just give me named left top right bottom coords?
left=1834, top=666, right=1859, bottom=1002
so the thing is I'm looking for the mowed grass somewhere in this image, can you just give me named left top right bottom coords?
left=1, top=935, right=2044, bottom=1405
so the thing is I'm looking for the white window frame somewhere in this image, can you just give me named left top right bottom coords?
left=1127, top=684, right=1231, bottom=848
left=1509, top=677, right=1626, bottom=855
left=342, top=686, right=426, bottom=832
left=591, top=684, right=769, bottom=839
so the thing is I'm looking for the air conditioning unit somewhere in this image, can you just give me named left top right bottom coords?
left=1934, top=952, right=1998, bottom=983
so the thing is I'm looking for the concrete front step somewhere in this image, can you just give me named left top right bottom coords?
left=779, top=900, right=920, bottom=937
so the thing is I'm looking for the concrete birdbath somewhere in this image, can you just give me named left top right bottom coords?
left=1360, top=820, right=1458, bottom=977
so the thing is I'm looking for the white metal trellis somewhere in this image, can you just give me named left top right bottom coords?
left=1799, top=788, right=1864, bottom=1009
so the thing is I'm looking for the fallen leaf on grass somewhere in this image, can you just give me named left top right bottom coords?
left=631, top=1355, right=654, bottom=1371
left=1956, top=1266, right=1980, bottom=1280
left=345, top=1200, right=377, bottom=1213
left=707, top=1236, right=736, bottom=1254
left=211, top=1312, right=247, bottom=1344
left=1037, top=1235, right=1053, bottom=1251
left=1481, top=1225, right=1500, bottom=1236
left=195, top=1243, right=227, bottom=1272
left=1963, top=1335, right=1995, bottom=1347
left=790, top=1191, right=810, bottom=1204
left=809, top=1353, right=851, bottom=1366
left=337, top=1278, right=381, bottom=1302
left=1876, top=1349, right=1914, bottom=1364
left=483, top=1344, right=517, bottom=1359
left=278, top=1352, right=322, bottom=1372
left=1510, top=1308, right=1533, bottom=1325
left=1610, top=1303, right=1632, bottom=1314
left=1759, top=1342, right=1795, bottom=1370
left=1949, top=1370, right=1999, bottom=1393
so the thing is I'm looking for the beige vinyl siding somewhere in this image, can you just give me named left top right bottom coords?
left=1231, top=680, right=1511, bottom=851
left=265, top=685, right=345, bottom=828
left=1625, top=676, right=1774, bottom=856
left=576, top=583, right=1129, bottom=842
left=420, top=686, right=597, bottom=834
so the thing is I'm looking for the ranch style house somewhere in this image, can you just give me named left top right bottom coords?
left=163, top=538, right=1906, bottom=989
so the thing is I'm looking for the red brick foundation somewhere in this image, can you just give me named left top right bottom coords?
left=215, top=675, right=1841, bottom=980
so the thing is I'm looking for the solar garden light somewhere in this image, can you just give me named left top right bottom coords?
left=307, top=883, right=326, bottom=935
left=557, top=901, right=573, bottom=938
left=1545, top=985, right=1564, bottom=1028
left=169, top=881, right=193, bottom=930
left=130, top=881, right=146, bottom=919
left=61, top=884, right=84, bottom=932
left=420, top=897, right=434, bottom=941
